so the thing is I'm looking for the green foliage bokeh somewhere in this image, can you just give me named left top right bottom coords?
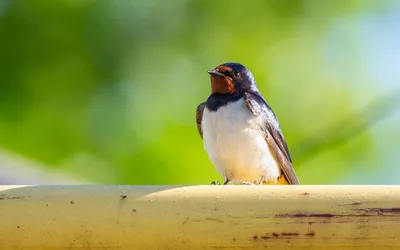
left=0, top=0, right=396, bottom=184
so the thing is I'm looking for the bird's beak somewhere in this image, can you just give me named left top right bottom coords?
left=207, top=69, right=227, bottom=78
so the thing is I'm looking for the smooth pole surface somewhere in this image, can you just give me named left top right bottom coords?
left=1, top=185, right=400, bottom=249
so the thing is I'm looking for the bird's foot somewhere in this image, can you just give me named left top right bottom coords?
left=256, top=177, right=265, bottom=185
left=240, top=181, right=256, bottom=185
left=211, top=181, right=221, bottom=185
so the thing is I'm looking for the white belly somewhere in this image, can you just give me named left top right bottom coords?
left=202, top=98, right=281, bottom=183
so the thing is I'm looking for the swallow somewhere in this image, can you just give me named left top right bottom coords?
left=196, top=62, right=299, bottom=185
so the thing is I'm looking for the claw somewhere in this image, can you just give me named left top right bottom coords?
left=211, top=181, right=221, bottom=185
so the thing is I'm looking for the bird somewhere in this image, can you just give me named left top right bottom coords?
left=196, top=62, right=299, bottom=185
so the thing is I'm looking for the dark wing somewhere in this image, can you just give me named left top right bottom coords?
left=196, top=102, right=206, bottom=139
left=244, top=92, right=300, bottom=185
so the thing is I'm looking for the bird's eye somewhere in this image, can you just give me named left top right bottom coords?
left=232, top=70, right=240, bottom=78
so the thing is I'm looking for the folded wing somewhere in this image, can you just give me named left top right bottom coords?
left=196, top=102, right=206, bottom=139
left=244, top=92, right=300, bottom=185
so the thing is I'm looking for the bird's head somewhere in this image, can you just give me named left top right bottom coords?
left=207, top=62, right=258, bottom=95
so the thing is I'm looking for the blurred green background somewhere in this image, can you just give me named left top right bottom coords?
left=0, top=0, right=399, bottom=185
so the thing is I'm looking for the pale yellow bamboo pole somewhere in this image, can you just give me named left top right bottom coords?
left=1, top=185, right=400, bottom=249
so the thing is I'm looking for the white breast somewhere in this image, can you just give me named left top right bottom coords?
left=201, top=98, right=280, bottom=183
